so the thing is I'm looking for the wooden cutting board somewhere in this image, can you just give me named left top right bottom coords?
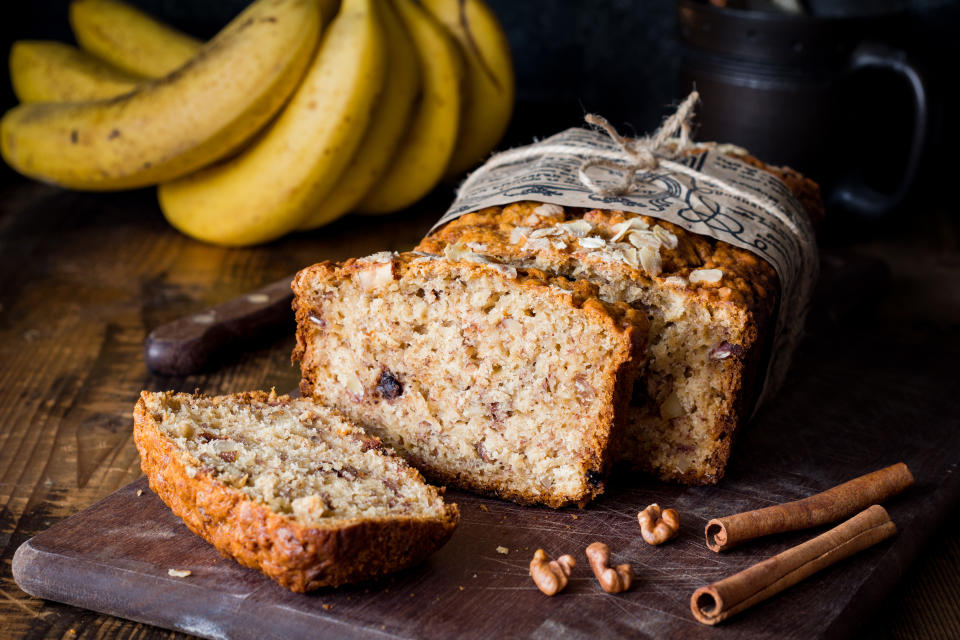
left=12, top=311, right=960, bottom=639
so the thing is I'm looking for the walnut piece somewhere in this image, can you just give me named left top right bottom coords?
left=637, top=503, right=680, bottom=545
left=529, top=549, right=576, bottom=596
left=585, top=542, right=633, bottom=593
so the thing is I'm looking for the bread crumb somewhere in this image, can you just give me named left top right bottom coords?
left=459, top=586, right=465, bottom=591
left=321, top=603, right=333, bottom=611
left=479, top=504, right=489, bottom=512
left=496, top=546, right=509, bottom=554
left=167, top=569, right=191, bottom=578
left=136, top=489, right=143, bottom=496
left=571, top=514, right=578, bottom=520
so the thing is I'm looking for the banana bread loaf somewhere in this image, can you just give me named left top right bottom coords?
left=134, top=390, right=459, bottom=592
left=292, top=251, right=648, bottom=507
left=416, top=153, right=822, bottom=484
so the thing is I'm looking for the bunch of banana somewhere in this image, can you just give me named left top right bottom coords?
left=2, top=0, right=514, bottom=245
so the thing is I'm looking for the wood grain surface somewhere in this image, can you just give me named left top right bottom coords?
left=1, top=183, right=959, bottom=639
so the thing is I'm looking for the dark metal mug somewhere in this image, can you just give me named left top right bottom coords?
left=677, top=0, right=928, bottom=217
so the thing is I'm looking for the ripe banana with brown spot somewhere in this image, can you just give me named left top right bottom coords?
left=356, top=0, right=462, bottom=214
left=422, top=0, right=514, bottom=178
left=69, top=0, right=202, bottom=78
left=10, top=41, right=143, bottom=103
left=159, top=0, right=387, bottom=246
left=1, top=0, right=320, bottom=191
left=298, top=0, right=419, bottom=230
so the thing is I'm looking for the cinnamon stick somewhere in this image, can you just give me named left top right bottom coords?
left=705, top=462, right=912, bottom=552
left=691, top=504, right=896, bottom=625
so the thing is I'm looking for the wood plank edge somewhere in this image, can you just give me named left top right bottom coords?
left=12, top=535, right=398, bottom=640
left=821, top=468, right=960, bottom=640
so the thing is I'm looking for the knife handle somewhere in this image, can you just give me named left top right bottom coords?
left=144, top=276, right=296, bottom=376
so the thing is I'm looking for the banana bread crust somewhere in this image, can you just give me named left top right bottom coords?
left=134, top=390, right=459, bottom=592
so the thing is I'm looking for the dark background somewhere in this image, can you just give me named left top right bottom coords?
left=0, top=0, right=958, bottom=221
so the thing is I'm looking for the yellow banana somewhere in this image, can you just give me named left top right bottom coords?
left=61, top=0, right=338, bottom=97
left=158, top=0, right=387, bottom=246
left=1, top=0, right=320, bottom=191
left=422, top=0, right=514, bottom=177
left=356, top=0, right=462, bottom=214
left=10, top=40, right=143, bottom=103
left=297, top=0, right=419, bottom=230
left=69, top=0, right=201, bottom=77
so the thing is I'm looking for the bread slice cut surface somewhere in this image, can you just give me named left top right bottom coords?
left=293, top=251, right=647, bottom=507
left=134, top=390, right=459, bottom=592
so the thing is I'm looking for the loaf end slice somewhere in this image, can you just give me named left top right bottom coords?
left=133, top=390, right=459, bottom=592
left=293, top=252, right=648, bottom=507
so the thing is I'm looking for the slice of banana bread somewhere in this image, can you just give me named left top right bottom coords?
left=134, top=390, right=459, bottom=592
left=416, top=154, right=822, bottom=485
left=292, top=251, right=648, bottom=507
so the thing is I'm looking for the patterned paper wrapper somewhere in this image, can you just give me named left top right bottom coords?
left=430, top=126, right=819, bottom=410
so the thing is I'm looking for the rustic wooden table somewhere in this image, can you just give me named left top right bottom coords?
left=0, top=180, right=957, bottom=639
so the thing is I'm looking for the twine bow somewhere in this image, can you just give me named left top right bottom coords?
left=579, top=91, right=698, bottom=196
left=452, top=90, right=800, bottom=237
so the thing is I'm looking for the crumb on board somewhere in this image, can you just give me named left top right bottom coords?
left=459, top=586, right=465, bottom=591
left=136, top=489, right=143, bottom=496
left=479, top=504, right=489, bottom=512
left=321, top=604, right=333, bottom=611
left=496, top=546, right=509, bottom=555
left=167, top=569, right=191, bottom=578
left=571, top=514, right=578, bottom=520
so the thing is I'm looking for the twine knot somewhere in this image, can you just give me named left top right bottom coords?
left=580, top=91, right=699, bottom=196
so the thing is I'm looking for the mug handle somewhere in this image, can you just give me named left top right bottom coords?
left=830, top=42, right=928, bottom=217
